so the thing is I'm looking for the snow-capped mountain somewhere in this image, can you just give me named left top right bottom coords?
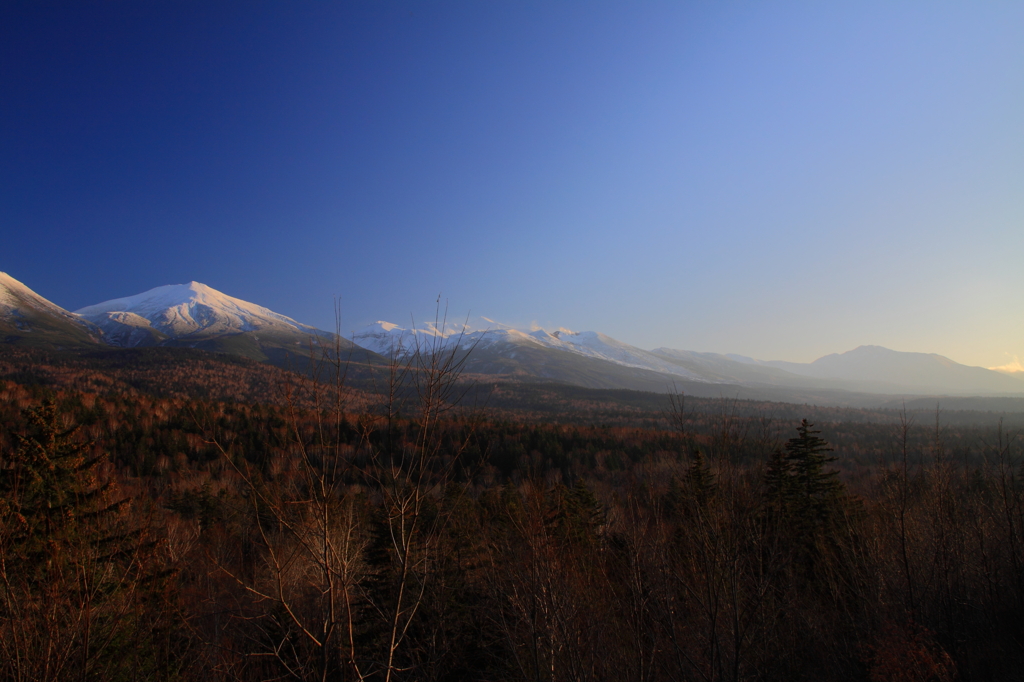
left=353, top=320, right=706, bottom=382
left=76, top=282, right=319, bottom=343
left=0, top=272, right=101, bottom=347
left=1, top=271, right=72, bottom=320
left=533, top=329, right=703, bottom=379
left=351, top=321, right=425, bottom=357
left=75, top=281, right=371, bottom=366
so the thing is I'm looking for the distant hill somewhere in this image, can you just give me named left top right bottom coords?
left=749, top=345, right=1024, bottom=396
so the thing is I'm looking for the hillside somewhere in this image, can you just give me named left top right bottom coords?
left=0, top=272, right=102, bottom=348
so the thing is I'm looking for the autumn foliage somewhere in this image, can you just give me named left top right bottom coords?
left=1, top=348, right=1022, bottom=680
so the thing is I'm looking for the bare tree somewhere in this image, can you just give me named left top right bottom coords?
left=204, top=301, right=480, bottom=681
left=359, top=302, right=480, bottom=682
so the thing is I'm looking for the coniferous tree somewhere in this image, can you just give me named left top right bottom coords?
left=685, top=447, right=716, bottom=509
left=784, top=419, right=842, bottom=529
left=764, top=420, right=842, bottom=526
left=763, top=419, right=847, bottom=588
left=558, top=478, right=606, bottom=546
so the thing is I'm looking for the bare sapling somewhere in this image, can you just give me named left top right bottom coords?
left=360, top=300, right=481, bottom=682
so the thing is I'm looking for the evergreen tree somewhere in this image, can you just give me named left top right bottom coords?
left=685, top=447, right=716, bottom=509
left=784, top=419, right=842, bottom=529
left=763, top=419, right=846, bottom=582
left=555, top=478, right=606, bottom=546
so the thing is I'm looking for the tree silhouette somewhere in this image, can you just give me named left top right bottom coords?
left=785, top=419, right=842, bottom=526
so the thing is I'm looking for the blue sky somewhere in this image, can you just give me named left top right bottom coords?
left=2, top=2, right=1022, bottom=368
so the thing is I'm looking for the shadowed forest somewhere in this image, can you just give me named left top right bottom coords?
left=1, top=343, right=1023, bottom=681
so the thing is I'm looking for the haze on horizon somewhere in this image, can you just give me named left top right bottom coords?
left=2, top=2, right=1021, bottom=369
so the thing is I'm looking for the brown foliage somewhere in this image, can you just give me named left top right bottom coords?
left=868, top=621, right=957, bottom=682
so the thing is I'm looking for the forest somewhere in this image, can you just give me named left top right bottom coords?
left=1, top=343, right=1023, bottom=682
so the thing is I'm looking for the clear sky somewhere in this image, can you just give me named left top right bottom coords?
left=2, top=2, right=1022, bottom=368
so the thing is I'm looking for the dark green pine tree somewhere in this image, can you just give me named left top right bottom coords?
left=556, top=478, right=607, bottom=546
left=784, top=419, right=843, bottom=529
left=684, top=447, right=716, bottom=509
left=763, top=420, right=846, bottom=575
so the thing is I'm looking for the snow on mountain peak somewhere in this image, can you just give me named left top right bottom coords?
left=350, top=320, right=464, bottom=356
left=0, top=271, right=82, bottom=322
left=0, top=271, right=62, bottom=313
left=350, top=317, right=704, bottom=381
left=0, top=271, right=102, bottom=342
left=76, top=281, right=315, bottom=339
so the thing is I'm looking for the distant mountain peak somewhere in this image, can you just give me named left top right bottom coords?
left=351, top=319, right=705, bottom=381
left=76, top=281, right=317, bottom=346
left=362, top=320, right=403, bottom=333
left=817, top=344, right=952, bottom=363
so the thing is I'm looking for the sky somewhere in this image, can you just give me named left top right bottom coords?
left=2, top=2, right=1022, bottom=368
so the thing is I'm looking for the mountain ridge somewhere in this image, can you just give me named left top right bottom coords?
left=0, top=271, right=102, bottom=348
left=2, top=271, right=1021, bottom=399
left=355, top=319, right=1024, bottom=397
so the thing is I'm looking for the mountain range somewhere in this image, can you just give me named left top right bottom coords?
left=2, top=271, right=1022, bottom=400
